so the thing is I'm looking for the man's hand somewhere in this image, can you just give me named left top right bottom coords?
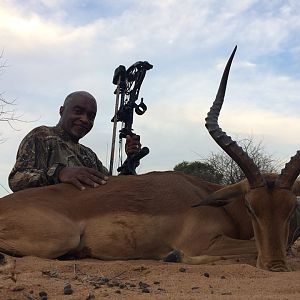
left=58, top=166, right=108, bottom=191
left=125, top=134, right=141, bottom=155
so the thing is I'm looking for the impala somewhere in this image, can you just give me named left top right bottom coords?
left=0, top=46, right=298, bottom=272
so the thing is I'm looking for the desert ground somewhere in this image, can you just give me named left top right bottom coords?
left=0, top=241, right=299, bottom=300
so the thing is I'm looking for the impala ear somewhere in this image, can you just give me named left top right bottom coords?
left=192, top=179, right=249, bottom=207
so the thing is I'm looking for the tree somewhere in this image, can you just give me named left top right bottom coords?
left=1, top=55, right=18, bottom=124
left=0, top=96, right=20, bottom=127
left=0, top=53, right=26, bottom=141
left=206, top=137, right=280, bottom=185
left=174, top=161, right=224, bottom=184
left=174, top=137, right=280, bottom=185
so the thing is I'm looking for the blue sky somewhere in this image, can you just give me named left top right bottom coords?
left=1, top=0, right=300, bottom=196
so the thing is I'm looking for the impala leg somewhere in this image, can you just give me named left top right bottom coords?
left=164, top=235, right=258, bottom=265
left=163, top=250, right=225, bottom=264
left=204, top=234, right=258, bottom=256
left=0, top=208, right=82, bottom=258
left=181, top=253, right=257, bottom=265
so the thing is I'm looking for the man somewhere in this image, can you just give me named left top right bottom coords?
left=9, top=91, right=140, bottom=192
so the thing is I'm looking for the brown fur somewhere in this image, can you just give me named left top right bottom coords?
left=0, top=172, right=296, bottom=272
left=0, top=171, right=258, bottom=265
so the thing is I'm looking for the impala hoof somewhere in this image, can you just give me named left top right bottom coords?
left=163, top=250, right=183, bottom=263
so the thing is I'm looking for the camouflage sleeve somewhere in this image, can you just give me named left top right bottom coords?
left=8, top=128, right=63, bottom=192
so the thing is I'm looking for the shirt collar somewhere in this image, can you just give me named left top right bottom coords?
left=54, top=124, right=78, bottom=144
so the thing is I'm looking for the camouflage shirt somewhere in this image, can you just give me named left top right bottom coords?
left=9, top=125, right=108, bottom=192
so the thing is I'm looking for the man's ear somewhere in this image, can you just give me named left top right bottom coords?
left=59, top=106, right=64, bottom=116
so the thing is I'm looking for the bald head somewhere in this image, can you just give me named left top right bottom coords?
left=58, top=91, right=98, bottom=142
left=63, top=91, right=97, bottom=108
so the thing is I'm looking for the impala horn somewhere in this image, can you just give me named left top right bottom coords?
left=277, top=151, right=300, bottom=189
left=205, top=46, right=265, bottom=188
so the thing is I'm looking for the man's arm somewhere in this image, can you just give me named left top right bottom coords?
left=9, top=128, right=62, bottom=192
left=55, top=148, right=109, bottom=191
left=9, top=127, right=110, bottom=192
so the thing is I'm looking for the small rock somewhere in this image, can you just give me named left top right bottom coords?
left=98, top=279, right=106, bottom=285
left=221, top=275, right=226, bottom=279
left=153, top=281, right=160, bottom=285
left=179, top=267, right=186, bottom=272
left=203, top=272, right=210, bottom=278
left=142, top=288, right=150, bottom=293
left=101, top=277, right=109, bottom=283
left=139, top=281, right=150, bottom=289
left=39, top=291, right=48, bottom=300
left=192, top=286, right=199, bottom=290
left=64, top=283, right=73, bottom=295
left=115, top=290, right=121, bottom=294
left=119, top=283, right=126, bottom=289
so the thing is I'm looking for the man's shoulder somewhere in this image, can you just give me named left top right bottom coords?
left=24, top=125, right=56, bottom=140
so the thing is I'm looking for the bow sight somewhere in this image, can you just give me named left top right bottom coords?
left=109, top=61, right=153, bottom=175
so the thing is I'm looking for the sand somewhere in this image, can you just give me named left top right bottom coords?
left=0, top=241, right=299, bottom=300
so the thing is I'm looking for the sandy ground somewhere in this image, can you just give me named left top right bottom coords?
left=0, top=241, right=299, bottom=300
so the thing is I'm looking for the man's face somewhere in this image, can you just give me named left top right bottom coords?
left=59, top=94, right=97, bottom=142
